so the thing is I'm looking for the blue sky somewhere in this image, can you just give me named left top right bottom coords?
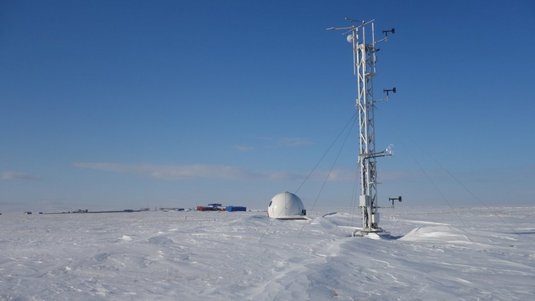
left=1, top=0, right=534, bottom=212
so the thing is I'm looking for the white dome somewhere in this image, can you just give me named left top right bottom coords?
left=268, top=192, right=306, bottom=219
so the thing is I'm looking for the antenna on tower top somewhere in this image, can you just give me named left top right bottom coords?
left=327, top=19, right=400, bottom=236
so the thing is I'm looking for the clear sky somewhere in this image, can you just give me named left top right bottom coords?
left=1, top=0, right=534, bottom=212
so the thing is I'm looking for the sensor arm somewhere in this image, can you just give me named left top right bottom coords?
left=358, top=145, right=393, bottom=162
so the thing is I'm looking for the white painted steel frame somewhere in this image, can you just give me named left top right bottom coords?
left=328, top=19, right=393, bottom=232
left=353, top=22, right=379, bottom=231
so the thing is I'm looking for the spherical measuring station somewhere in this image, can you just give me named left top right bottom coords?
left=268, top=192, right=306, bottom=220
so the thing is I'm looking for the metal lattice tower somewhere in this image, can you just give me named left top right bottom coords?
left=328, top=19, right=395, bottom=233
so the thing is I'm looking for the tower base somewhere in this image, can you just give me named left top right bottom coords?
left=352, top=227, right=385, bottom=237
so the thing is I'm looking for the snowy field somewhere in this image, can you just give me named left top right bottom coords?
left=1, top=207, right=534, bottom=300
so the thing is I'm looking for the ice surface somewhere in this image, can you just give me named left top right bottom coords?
left=1, top=207, right=534, bottom=300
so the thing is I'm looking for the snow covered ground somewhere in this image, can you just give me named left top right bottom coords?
left=1, top=206, right=534, bottom=300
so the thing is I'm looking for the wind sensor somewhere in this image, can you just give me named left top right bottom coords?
left=327, top=19, right=400, bottom=236
left=382, top=28, right=395, bottom=36
left=388, top=196, right=402, bottom=208
left=383, top=87, right=397, bottom=100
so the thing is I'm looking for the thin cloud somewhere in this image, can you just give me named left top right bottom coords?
left=0, top=171, right=38, bottom=181
left=266, top=171, right=301, bottom=181
left=74, top=162, right=278, bottom=181
left=278, top=137, right=313, bottom=147
left=234, top=145, right=255, bottom=152
left=73, top=162, right=370, bottom=184
left=326, top=169, right=357, bottom=182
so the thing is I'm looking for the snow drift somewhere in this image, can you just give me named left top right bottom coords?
left=1, top=207, right=534, bottom=300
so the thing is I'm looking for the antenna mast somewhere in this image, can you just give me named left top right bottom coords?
left=328, top=19, right=396, bottom=235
